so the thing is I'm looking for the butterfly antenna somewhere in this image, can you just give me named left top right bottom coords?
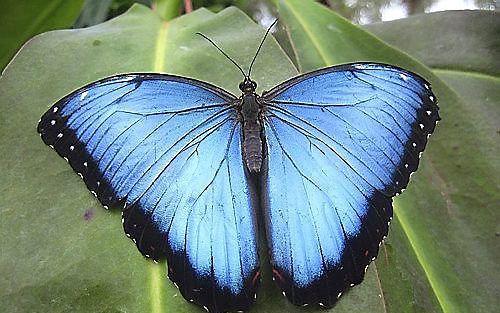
left=196, top=32, right=247, bottom=78
left=247, top=18, right=279, bottom=78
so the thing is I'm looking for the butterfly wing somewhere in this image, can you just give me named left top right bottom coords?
left=37, top=74, right=260, bottom=312
left=260, top=63, right=439, bottom=306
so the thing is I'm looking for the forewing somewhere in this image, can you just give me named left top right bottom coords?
left=37, top=74, right=260, bottom=312
left=261, top=63, right=439, bottom=306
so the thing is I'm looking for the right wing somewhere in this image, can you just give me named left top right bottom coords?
left=260, top=63, right=439, bottom=306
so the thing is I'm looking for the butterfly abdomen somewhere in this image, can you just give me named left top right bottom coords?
left=243, top=123, right=263, bottom=173
left=241, top=94, right=263, bottom=173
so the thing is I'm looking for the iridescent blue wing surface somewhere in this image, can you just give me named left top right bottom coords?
left=260, top=63, right=439, bottom=306
left=37, top=74, right=260, bottom=312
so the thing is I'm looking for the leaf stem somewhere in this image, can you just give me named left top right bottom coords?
left=152, top=0, right=182, bottom=21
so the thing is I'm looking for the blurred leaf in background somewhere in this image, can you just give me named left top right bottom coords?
left=0, top=0, right=85, bottom=71
left=365, top=10, right=500, bottom=76
left=192, top=0, right=247, bottom=12
left=74, top=0, right=153, bottom=27
left=321, top=0, right=497, bottom=24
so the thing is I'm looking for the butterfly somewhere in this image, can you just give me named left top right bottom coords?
left=37, top=20, right=439, bottom=313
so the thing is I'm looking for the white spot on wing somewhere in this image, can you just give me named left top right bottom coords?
left=121, top=75, right=136, bottom=82
left=57, top=133, right=63, bottom=138
left=353, top=64, right=369, bottom=69
left=50, top=120, right=56, bottom=125
left=80, top=90, right=88, bottom=101
left=53, top=107, right=58, bottom=113
left=399, top=73, right=409, bottom=81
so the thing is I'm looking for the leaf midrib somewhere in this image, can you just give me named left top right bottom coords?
left=283, top=0, right=332, bottom=66
left=148, top=18, right=171, bottom=313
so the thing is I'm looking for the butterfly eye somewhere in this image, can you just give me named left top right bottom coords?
left=239, top=82, right=245, bottom=91
left=251, top=81, right=257, bottom=88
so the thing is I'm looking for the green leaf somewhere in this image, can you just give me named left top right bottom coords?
left=365, top=10, right=500, bottom=76
left=0, top=0, right=85, bottom=71
left=73, top=0, right=114, bottom=28
left=279, top=1, right=499, bottom=313
left=0, top=4, right=298, bottom=313
left=153, top=0, right=183, bottom=20
left=366, top=11, right=500, bottom=313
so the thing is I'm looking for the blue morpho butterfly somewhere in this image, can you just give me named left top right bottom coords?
left=37, top=19, right=439, bottom=313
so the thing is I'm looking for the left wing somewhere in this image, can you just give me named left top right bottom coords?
left=260, top=63, right=439, bottom=306
left=37, top=74, right=260, bottom=312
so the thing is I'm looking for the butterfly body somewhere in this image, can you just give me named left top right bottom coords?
left=239, top=78, right=264, bottom=173
left=38, top=62, right=439, bottom=313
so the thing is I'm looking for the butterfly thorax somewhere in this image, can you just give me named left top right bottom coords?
left=240, top=80, right=263, bottom=174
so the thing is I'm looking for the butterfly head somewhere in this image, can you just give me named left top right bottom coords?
left=239, top=77, right=257, bottom=94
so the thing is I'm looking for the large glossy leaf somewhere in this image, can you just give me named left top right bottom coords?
left=0, top=0, right=85, bottom=70
left=278, top=1, right=499, bottom=313
left=365, top=11, right=500, bottom=313
left=0, top=5, right=299, bottom=313
left=2, top=1, right=497, bottom=313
